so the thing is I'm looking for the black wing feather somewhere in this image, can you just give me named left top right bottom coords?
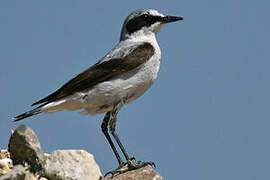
left=32, top=42, right=154, bottom=106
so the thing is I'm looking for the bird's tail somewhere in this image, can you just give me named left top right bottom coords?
left=13, top=105, right=43, bottom=122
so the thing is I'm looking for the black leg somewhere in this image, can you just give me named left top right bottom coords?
left=101, top=112, right=123, bottom=166
left=104, top=105, right=156, bottom=177
left=109, top=106, right=130, bottom=161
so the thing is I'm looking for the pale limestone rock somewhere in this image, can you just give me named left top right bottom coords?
left=0, top=158, right=13, bottom=176
left=0, top=150, right=13, bottom=176
left=44, top=150, right=102, bottom=180
left=0, top=150, right=10, bottom=159
left=0, top=165, right=35, bottom=180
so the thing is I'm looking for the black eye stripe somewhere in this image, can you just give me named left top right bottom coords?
left=126, top=14, right=162, bottom=34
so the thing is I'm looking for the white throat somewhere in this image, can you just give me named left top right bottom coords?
left=121, top=22, right=163, bottom=42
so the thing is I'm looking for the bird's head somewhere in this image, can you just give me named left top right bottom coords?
left=120, top=9, right=183, bottom=41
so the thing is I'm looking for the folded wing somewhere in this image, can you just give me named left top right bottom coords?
left=32, top=42, right=154, bottom=106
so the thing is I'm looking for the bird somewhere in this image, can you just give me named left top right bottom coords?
left=14, top=9, right=183, bottom=176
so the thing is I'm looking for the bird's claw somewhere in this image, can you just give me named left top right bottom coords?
left=104, top=159, right=156, bottom=177
left=104, top=164, right=129, bottom=177
left=127, top=159, right=156, bottom=169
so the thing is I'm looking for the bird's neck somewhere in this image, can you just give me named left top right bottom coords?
left=122, top=30, right=158, bottom=45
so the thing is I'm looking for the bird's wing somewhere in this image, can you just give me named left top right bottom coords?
left=32, top=42, right=154, bottom=106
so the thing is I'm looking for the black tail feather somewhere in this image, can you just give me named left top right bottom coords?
left=13, top=106, right=42, bottom=122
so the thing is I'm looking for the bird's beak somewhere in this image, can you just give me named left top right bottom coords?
left=161, top=16, right=184, bottom=24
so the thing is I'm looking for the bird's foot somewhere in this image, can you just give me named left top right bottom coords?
left=104, top=158, right=155, bottom=177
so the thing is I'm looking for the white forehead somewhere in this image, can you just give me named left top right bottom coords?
left=147, top=9, right=165, bottom=17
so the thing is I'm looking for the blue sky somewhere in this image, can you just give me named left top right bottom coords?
left=0, top=1, right=269, bottom=179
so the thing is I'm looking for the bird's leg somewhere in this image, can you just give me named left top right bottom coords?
left=104, top=103, right=155, bottom=177
left=109, top=105, right=131, bottom=161
left=101, top=112, right=124, bottom=166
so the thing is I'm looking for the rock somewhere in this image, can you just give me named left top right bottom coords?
left=0, top=150, right=10, bottom=159
left=0, top=150, right=13, bottom=176
left=38, top=178, right=48, bottom=180
left=5, top=125, right=163, bottom=180
left=0, top=158, right=13, bottom=176
left=8, top=125, right=45, bottom=173
left=0, top=165, right=35, bottom=180
left=103, top=166, right=163, bottom=180
left=0, top=159, right=12, bottom=169
left=44, top=150, right=102, bottom=180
